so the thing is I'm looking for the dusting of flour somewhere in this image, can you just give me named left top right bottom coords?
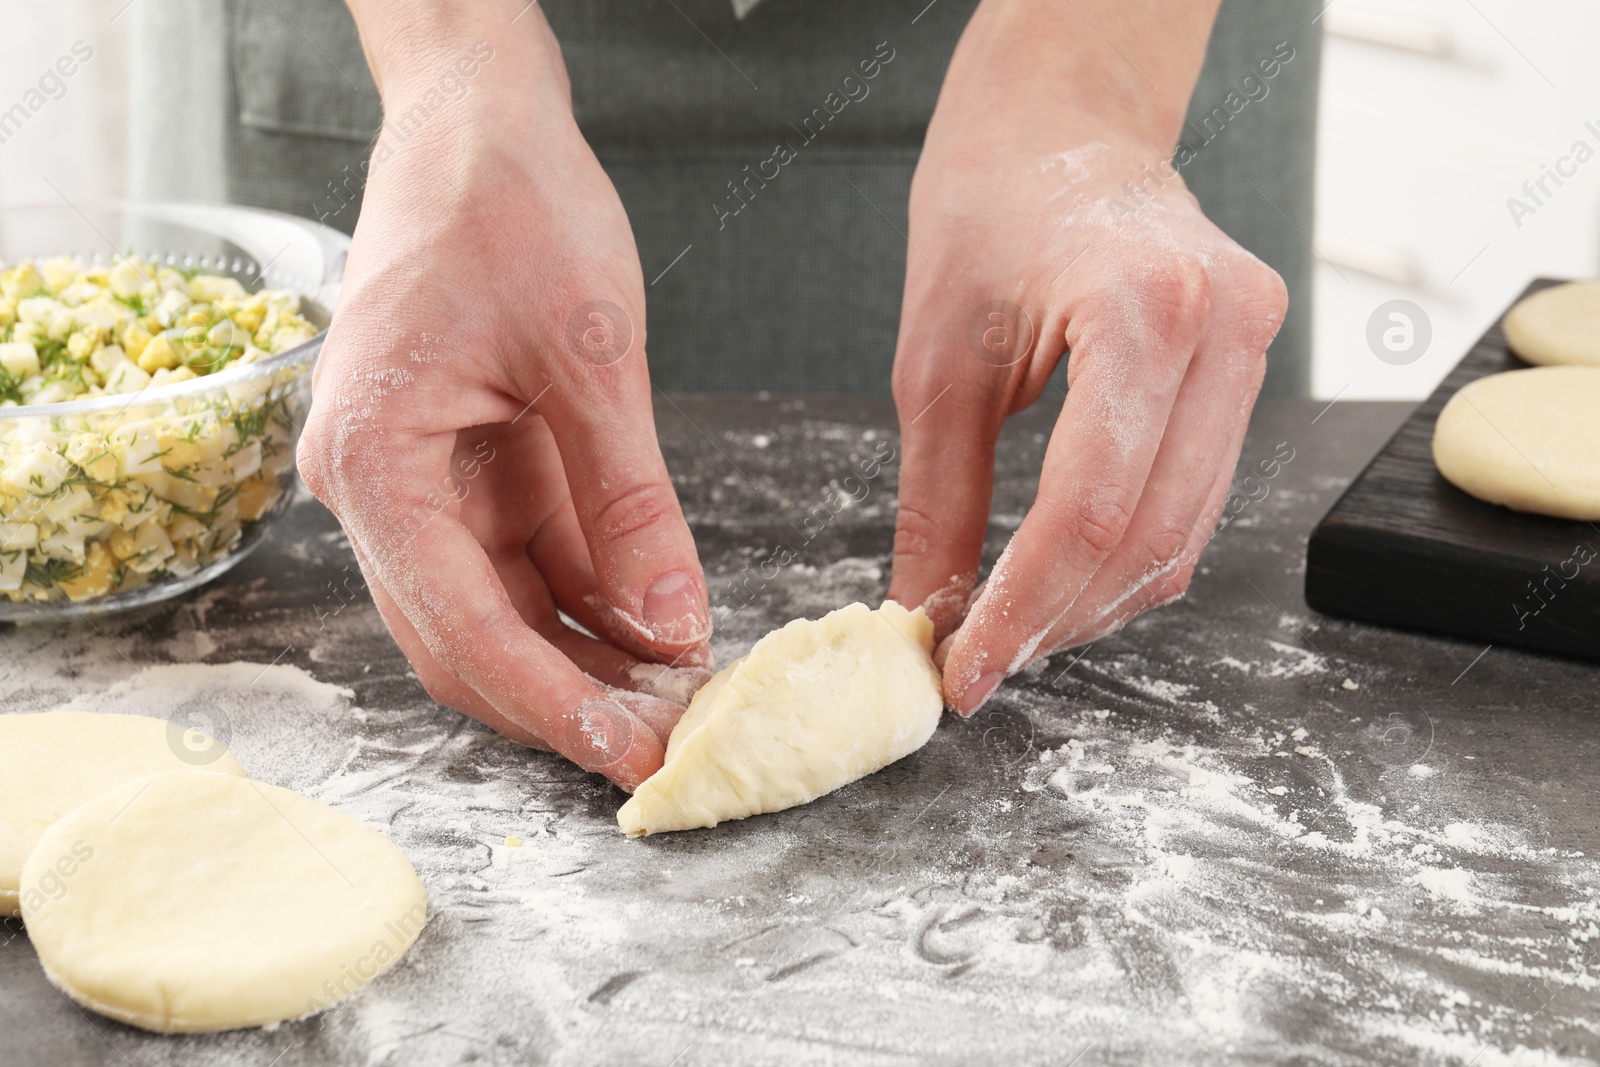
left=2, top=518, right=1597, bottom=1065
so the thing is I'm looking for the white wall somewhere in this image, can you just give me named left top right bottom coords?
left=1314, top=0, right=1600, bottom=399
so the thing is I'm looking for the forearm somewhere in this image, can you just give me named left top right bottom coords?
left=343, top=0, right=568, bottom=106
left=939, top=0, right=1222, bottom=151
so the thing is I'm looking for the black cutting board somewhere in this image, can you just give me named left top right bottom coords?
left=1306, top=278, right=1600, bottom=664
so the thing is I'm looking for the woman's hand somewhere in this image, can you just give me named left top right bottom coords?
left=299, top=8, right=712, bottom=790
left=888, top=0, right=1287, bottom=714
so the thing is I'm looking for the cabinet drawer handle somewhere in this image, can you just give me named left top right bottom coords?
left=1324, top=6, right=1453, bottom=57
left=1316, top=234, right=1423, bottom=285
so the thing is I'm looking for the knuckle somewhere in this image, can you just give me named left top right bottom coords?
left=893, top=503, right=941, bottom=561
left=1237, top=254, right=1289, bottom=310
left=890, top=362, right=917, bottom=408
left=1238, top=312, right=1285, bottom=361
left=297, top=424, right=406, bottom=530
left=1138, top=258, right=1213, bottom=335
left=1140, top=524, right=1193, bottom=573
left=1260, top=271, right=1290, bottom=319
left=294, top=419, right=335, bottom=501
left=591, top=481, right=680, bottom=546
left=1224, top=258, right=1290, bottom=355
left=295, top=442, right=328, bottom=502
left=891, top=361, right=946, bottom=413
left=1057, top=491, right=1136, bottom=559
left=543, top=289, right=646, bottom=381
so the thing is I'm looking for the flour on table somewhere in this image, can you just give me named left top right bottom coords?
left=3, top=554, right=1598, bottom=1065
left=93, top=663, right=358, bottom=793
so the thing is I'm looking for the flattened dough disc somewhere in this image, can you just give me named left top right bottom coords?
left=618, top=601, right=945, bottom=836
left=21, top=771, right=427, bottom=1033
left=0, top=710, right=245, bottom=916
left=1432, top=366, right=1600, bottom=520
left=1503, top=281, right=1600, bottom=367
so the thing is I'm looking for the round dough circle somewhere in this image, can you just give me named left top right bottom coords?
left=1432, top=366, right=1600, bottom=520
left=0, top=710, right=245, bottom=916
left=21, top=771, right=426, bottom=1033
left=1503, top=281, right=1600, bottom=367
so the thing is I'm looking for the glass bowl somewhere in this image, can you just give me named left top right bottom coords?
left=0, top=201, right=345, bottom=621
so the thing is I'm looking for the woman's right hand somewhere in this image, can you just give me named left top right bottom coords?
left=299, top=5, right=712, bottom=791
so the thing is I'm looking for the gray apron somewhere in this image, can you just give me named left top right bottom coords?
left=131, top=0, right=1319, bottom=397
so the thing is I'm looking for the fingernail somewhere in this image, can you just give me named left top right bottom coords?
left=642, top=570, right=710, bottom=645
left=960, top=671, right=1005, bottom=717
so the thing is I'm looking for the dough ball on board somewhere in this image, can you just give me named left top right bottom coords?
left=618, top=601, right=945, bottom=836
left=1503, top=281, right=1600, bottom=367
left=21, top=771, right=427, bottom=1033
left=1432, top=366, right=1600, bottom=520
left=0, top=710, right=245, bottom=916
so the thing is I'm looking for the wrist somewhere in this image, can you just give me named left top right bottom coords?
left=346, top=0, right=568, bottom=110
left=937, top=0, right=1218, bottom=154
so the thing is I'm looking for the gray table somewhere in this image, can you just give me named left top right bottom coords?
left=3, top=398, right=1598, bottom=1067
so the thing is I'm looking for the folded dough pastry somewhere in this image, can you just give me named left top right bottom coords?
left=618, top=601, right=945, bottom=836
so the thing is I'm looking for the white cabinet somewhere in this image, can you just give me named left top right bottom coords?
left=1313, top=0, right=1600, bottom=398
left=0, top=3, right=131, bottom=213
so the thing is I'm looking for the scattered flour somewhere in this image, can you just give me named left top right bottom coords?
left=625, top=662, right=713, bottom=707
left=93, top=662, right=359, bottom=793
left=2, top=562, right=1597, bottom=1066
left=1412, top=868, right=1477, bottom=906
left=1262, top=639, right=1329, bottom=678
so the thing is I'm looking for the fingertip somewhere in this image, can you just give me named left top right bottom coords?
left=889, top=572, right=976, bottom=646
left=959, top=671, right=1005, bottom=716
left=928, top=573, right=980, bottom=642
left=933, top=630, right=966, bottom=716
left=565, top=697, right=667, bottom=793
left=938, top=613, right=1007, bottom=716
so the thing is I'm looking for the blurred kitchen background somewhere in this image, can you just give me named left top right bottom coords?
left=3, top=0, right=1598, bottom=401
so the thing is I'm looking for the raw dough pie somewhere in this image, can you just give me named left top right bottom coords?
left=618, top=601, right=945, bottom=836
left=21, top=771, right=427, bottom=1033
left=1432, top=366, right=1600, bottom=520
left=1503, top=281, right=1600, bottom=367
left=0, top=710, right=245, bottom=916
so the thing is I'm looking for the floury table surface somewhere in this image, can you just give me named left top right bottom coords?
left=3, top=398, right=1598, bottom=1067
